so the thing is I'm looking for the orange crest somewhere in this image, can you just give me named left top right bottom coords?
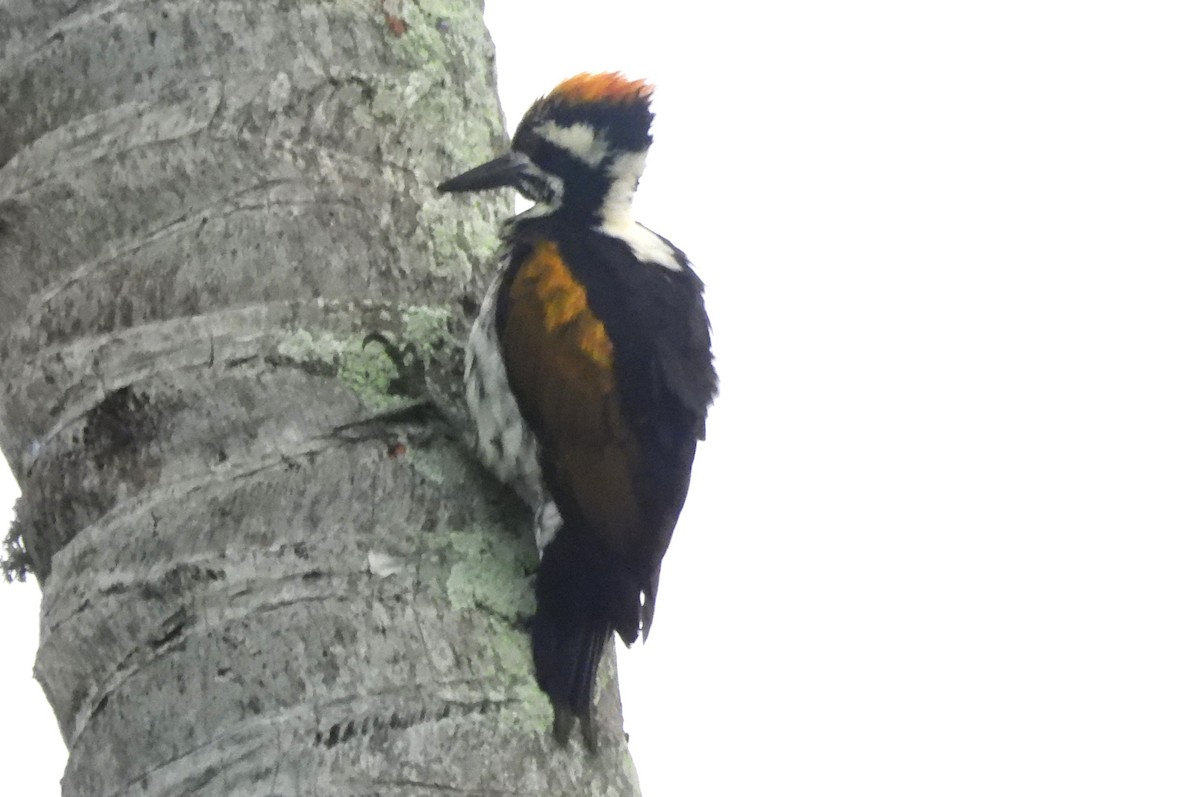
left=548, top=72, right=654, bottom=106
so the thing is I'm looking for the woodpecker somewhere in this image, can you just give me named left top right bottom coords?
left=440, top=73, right=717, bottom=749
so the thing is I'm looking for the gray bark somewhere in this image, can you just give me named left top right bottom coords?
left=0, top=1, right=640, bottom=794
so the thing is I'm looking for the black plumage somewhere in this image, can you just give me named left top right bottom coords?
left=442, top=72, right=717, bottom=748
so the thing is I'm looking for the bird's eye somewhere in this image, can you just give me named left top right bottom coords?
left=517, top=166, right=563, bottom=208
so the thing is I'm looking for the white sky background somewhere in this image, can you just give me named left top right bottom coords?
left=3, top=1, right=1200, bottom=794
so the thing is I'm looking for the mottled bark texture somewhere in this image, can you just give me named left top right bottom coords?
left=0, top=1, right=640, bottom=794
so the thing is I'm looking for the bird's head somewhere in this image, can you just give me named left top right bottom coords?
left=439, top=72, right=655, bottom=224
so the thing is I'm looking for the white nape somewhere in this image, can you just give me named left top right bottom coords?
left=599, top=150, right=680, bottom=269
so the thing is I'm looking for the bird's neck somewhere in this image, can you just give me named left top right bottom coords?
left=536, top=149, right=648, bottom=228
left=597, top=150, right=645, bottom=226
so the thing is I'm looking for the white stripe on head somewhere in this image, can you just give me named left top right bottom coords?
left=535, top=121, right=611, bottom=167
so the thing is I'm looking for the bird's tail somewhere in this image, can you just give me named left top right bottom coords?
left=532, top=610, right=609, bottom=749
left=531, top=530, right=642, bottom=750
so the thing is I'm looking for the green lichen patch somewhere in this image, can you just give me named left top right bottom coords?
left=444, top=528, right=535, bottom=623
left=400, top=304, right=454, bottom=365
left=417, top=198, right=505, bottom=281
left=339, top=339, right=407, bottom=410
left=275, top=328, right=410, bottom=411
left=497, top=678, right=555, bottom=735
left=472, top=618, right=553, bottom=734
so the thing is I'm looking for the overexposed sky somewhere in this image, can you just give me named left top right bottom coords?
left=4, top=2, right=1200, bottom=794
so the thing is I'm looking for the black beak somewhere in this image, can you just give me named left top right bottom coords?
left=437, top=152, right=525, bottom=194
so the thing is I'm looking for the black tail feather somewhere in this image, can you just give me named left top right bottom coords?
left=532, top=529, right=643, bottom=750
left=534, top=613, right=608, bottom=751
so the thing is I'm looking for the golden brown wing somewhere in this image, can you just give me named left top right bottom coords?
left=499, top=240, right=643, bottom=557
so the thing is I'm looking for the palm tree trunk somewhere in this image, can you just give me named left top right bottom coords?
left=0, top=1, right=640, bottom=794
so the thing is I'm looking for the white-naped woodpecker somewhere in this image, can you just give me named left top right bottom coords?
left=439, top=73, right=716, bottom=750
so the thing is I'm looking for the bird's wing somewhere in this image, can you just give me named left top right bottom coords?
left=498, top=239, right=643, bottom=558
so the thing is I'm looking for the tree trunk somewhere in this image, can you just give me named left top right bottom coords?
left=0, top=1, right=640, bottom=794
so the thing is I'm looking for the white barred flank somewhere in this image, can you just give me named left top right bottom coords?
left=464, top=265, right=561, bottom=552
